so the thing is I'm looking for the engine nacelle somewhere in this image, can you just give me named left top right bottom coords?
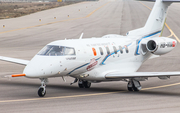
left=141, top=37, right=177, bottom=55
left=146, top=37, right=176, bottom=55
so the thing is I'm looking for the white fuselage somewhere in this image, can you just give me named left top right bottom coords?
left=23, top=33, right=160, bottom=81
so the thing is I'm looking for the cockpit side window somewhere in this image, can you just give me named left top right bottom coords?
left=38, top=45, right=75, bottom=56
left=64, top=47, right=75, bottom=55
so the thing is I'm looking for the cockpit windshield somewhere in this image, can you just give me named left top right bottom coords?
left=37, top=45, right=75, bottom=56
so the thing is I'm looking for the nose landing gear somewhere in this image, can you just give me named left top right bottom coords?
left=38, top=78, right=48, bottom=97
left=127, top=79, right=141, bottom=92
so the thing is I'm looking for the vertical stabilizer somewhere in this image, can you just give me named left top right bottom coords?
left=143, top=0, right=171, bottom=35
left=127, top=0, right=172, bottom=37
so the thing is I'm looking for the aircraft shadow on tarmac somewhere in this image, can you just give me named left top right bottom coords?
left=0, top=80, right=180, bottom=97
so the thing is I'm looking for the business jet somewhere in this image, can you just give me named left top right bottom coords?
left=0, top=0, right=179, bottom=97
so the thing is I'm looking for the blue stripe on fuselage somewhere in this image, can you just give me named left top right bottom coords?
left=68, top=57, right=101, bottom=75
left=101, top=43, right=132, bottom=65
left=135, top=31, right=161, bottom=55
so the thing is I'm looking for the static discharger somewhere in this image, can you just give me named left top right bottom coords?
left=12, top=74, right=26, bottom=77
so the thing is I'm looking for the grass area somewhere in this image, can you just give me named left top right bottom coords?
left=0, top=1, right=81, bottom=19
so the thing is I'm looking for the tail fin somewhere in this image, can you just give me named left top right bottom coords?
left=127, top=0, right=179, bottom=37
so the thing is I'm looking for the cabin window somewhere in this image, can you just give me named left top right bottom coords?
left=99, top=47, right=103, bottom=55
left=119, top=46, right=123, bottom=54
left=92, top=48, right=97, bottom=56
left=37, top=45, right=75, bottom=56
left=124, top=45, right=129, bottom=53
left=106, top=47, right=110, bottom=55
left=113, top=46, right=117, bottom=54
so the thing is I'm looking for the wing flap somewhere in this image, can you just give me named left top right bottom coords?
left=0, top=56, right=29, bottom=65
left=105, top=72, right=180, bottom=79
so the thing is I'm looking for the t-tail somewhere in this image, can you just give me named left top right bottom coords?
left=128, top=0, right=180, bottom=55
left=127, top=0, right=180, bottom=37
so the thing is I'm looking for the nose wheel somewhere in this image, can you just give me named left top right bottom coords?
left=38, top=78, right=48, bottom=97
left=38, top=87, right=46, bottom=97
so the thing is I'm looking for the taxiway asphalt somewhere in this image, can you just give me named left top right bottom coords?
left=0, top=0, right=180, bottom=112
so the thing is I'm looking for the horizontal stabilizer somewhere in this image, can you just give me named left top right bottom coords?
left=106, top=72, right=180, bottom=79
left=0, top=56, right=29, bottom=65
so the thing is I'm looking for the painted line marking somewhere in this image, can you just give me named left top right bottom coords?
left=0, top=0, right=179, bottom=103
left=165, top=23, right=180, bottom=43
left=139, top=1, right=180, bottom=43
left=86, top=2, right=109, bottom=17
left=0, top=2, right=110, bottom=35
left=0, top=82, right=180, bottom=103
left=142, top=82, right=180, bottom=90
left=0, top=91, right=122, bottom=103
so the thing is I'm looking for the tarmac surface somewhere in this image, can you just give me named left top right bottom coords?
left=0, top=0, right=180, bottom=112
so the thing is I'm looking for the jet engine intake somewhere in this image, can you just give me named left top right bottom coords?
left=143, top=37, right=176, bottom=55
left=147, top=40, right=157, bottom=52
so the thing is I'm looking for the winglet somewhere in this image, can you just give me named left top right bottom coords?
left=12, top=74, right=26, bottom=77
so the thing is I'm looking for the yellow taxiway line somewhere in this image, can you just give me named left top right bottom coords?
left=0, top=1, right=179, bottom=103
left=142, top=82, right=180, bottom=90
left=86, top=2, right=109, bottom=17
left=165, top=23, right=180, bottom=42
left=139, top=1, right=180, bottom=43
left=0, top=82, right=180, bottom=103
left=0, top=91, right=122, bottom=103
left=0, top=2, right=109, bottom=35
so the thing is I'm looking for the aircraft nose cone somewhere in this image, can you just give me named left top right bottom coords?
left=23, top=65, right=41, bottom=78
left=23, top=55, right=63, bottom=78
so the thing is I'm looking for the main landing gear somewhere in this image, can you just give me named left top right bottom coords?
left=78, top=80, right=91, bottom=88
left=70, top=78, right=91, bottom=88
left=38, top=78, right=48, bottom=97
left=127, top=79, right=142, bottom=92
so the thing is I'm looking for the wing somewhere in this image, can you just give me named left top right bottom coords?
left=105, top=72, right=180, bottom=79
left=0, top=56, right=29, bottom=65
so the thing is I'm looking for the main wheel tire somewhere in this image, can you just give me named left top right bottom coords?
left=78, top=83, right=84, bottom=88
left=127, top=81, right=133, bottom=91
left=133, top=87, right=139, bottom=91
left=78, top=80, right=84, bottom=88
left=133, top=81, right=141, bottom=92
left=84, top=81, right=91, bottom=88
left=128, top=87, right=133, bottom=91
left=38, top=87, right=46, bottom=97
